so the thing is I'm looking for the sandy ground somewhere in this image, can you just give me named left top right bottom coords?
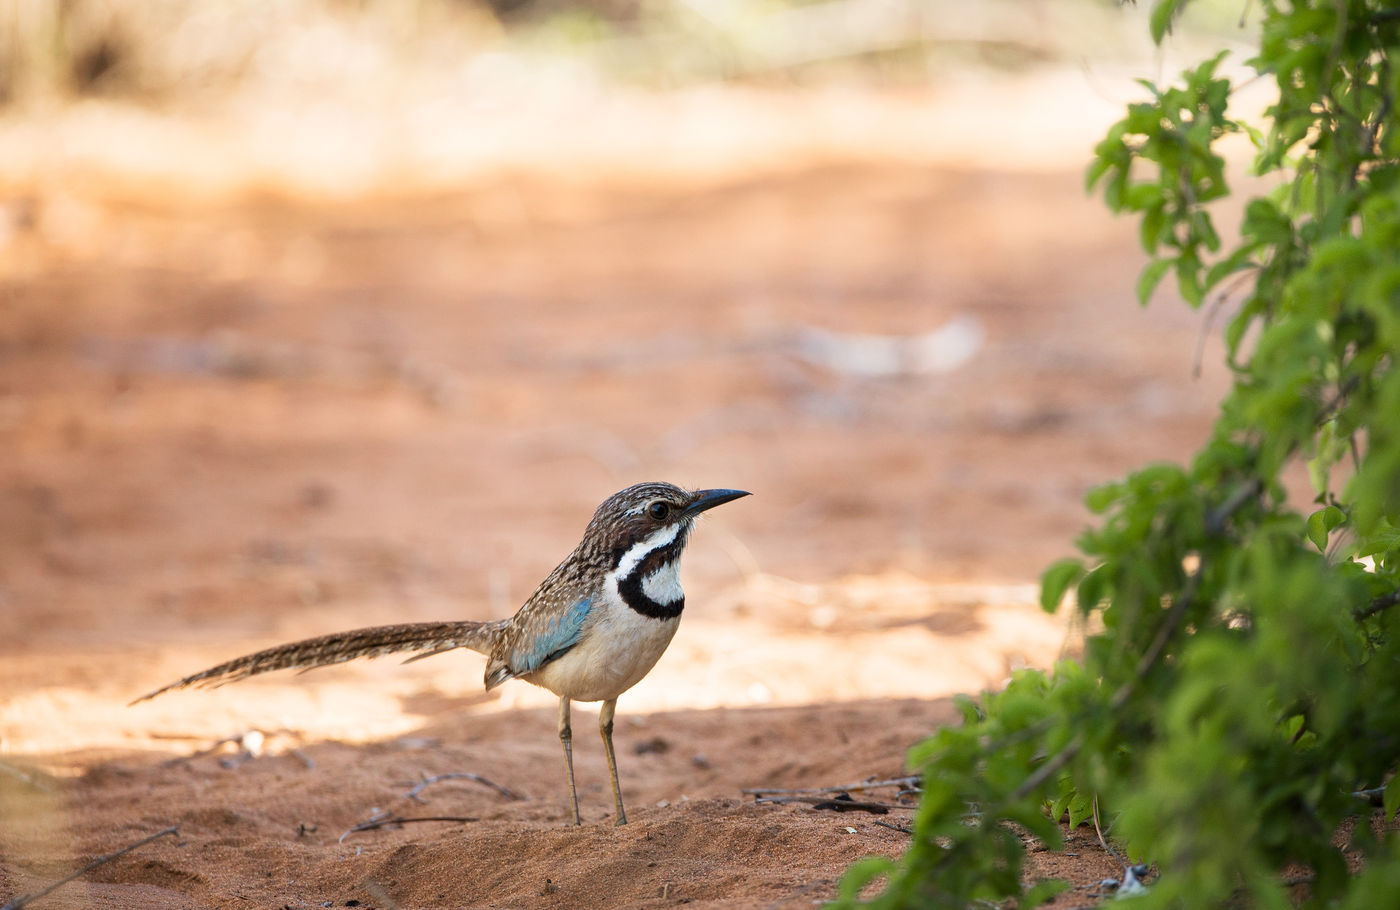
left=0, top=85, right=1238, bottom=907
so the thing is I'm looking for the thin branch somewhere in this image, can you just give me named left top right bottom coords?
left=1, top=826, right=179, bottom=910
left=1316, top=375, right=1361, bottom=427
left=1011, top=564, right=1198, bottom=801
left=1012, top=479, right=1261, bottom=803
left=1111, top=564, right=1205, bottom=712
left=980, top=716, right=1058, bottom=757
left=0, top=762, right=54, bottom=793
left=743, top=776, right=921, bottom=797
left=339, top=813, right=476, bottom=843
left=1091, top=793, right=1123, bottom=867
left=1194, top=267, right=1258, bottom=379
left=1354, top=589, right=1400, bottom=620
left=874, top=820, right=914, bottom=835
left=1204, top=478, right=1264, bottom=536
left=752, top=795, right=914, bottom=814
left=403, top=772, right=523, bottom=803
left=1010, top=732, right=1086, bottom=802
left=1368, top=57, right=1393, bottom=157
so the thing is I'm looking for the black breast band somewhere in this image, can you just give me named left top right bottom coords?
left=617, top=535, right=687, bottom=619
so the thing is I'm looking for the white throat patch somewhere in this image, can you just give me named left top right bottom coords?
left=640, top=561, right=684, bottom=606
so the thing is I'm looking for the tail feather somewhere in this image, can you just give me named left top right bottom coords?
left=130, top=620, right=504, bottom=705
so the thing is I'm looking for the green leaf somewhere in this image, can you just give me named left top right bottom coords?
left=1304, top=503, right=1346, bottom=552
left=1077, top=565, right=1110, bottom=612
left=1195, top=211, right=1222, bottom=253
left=835, top=855, right=896, bottom=901
left=1355, top=519, right=1400, bottom=559
left=1385, top=776, right=1400, bottom=822
left=1307, top=421, right=1352, bottom=498
left=1203, top=245, right=1258, bottom=292
left=1150, top=0, right=1184, bottom=44
left=1066, top=791, right=1095, bottom=829
left=1124, top=183, right=1164, bottom=210
left=1176, top=252, right=1204, bottom=306
left=1023, top=878, right=1072, bottom=908
left=1049, top=789, right=1072, bottom=825
left=1086, top=154, right=1113, bottom=192
left=1041, top=559, right=1086, bottom=612
left=1306, top=509, right=1328, bottom=552
left=1141, top=205, right=1166, bottom=254
left=1243, top=198, right=1293, bottom=245
left=1137, top=257, right=1173, bottom=305
left=1085, top=482, right=1124, bottom=513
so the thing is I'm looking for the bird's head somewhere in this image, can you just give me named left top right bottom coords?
left=586, top=482, right=749, bottom=568
left=573, top=483, right=748, bottom=619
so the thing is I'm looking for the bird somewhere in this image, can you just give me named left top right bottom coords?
left=132, top=481, right=750, bottom=826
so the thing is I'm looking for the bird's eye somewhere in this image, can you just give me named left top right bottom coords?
left=648, top=501, right=670, bottom=520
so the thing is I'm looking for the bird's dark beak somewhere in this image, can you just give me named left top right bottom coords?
left=683, top=488, right=750, bottom=518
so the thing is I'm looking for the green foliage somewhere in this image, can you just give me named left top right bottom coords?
left=833, top=2, right=1400, bottom=907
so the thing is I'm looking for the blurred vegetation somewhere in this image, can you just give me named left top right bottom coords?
left=833, top=0, right=1400, bottom=906
left=0, top=0, right=1249, bottom=108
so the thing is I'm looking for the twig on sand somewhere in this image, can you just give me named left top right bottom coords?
left=1091, top=794, right=1123, bottom=866
left=403, top=772, right=522, bottom=803
left=1, top=826, right=180, bottom=910
left=874, top=820, right=914, bottom=835
left=339, top=813, right=476, bottom=843
left=742, top=776, right=921, bottom=797
left=752, top=794, right=912, bottom=814
left=0, top=761, right=55, bottom=792
left=747, top=778, right=921, bottom=815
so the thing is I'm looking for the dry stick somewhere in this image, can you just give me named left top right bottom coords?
left=743, top=776, right=921, bottom=797
left=1090, top=793, right=1123, bottom=867
left=752, top=795, right=912, bottom=814
left=1192, top=267, right=1259, bottom=379
left=404, top=772, right=522, bottom=802
left=1353, top=589, right=1400, bottom=621
left=339, top=813, right=477, bottom=843
left=0, top=762, right=54, bottom=793
left=1, top=826, right=179, bottom=910
left=1316, top=374, right=1361, bottom=427
left=874, top=820, right=914, bottom=835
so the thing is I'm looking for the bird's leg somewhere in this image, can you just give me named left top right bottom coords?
left=599, top=697, right=627, bottom=826
left=558, top=697, right=581, bottom=826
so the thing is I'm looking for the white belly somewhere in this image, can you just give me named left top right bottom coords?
left=526, top=577, right=681, bottom=703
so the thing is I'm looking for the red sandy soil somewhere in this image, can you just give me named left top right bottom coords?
left=0, top=160, right=1230, bottom=908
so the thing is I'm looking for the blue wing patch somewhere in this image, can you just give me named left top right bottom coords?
left=510, top=596, right=592, bottom=674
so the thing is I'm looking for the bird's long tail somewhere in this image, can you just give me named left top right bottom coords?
left=130, top=620, right=505, bottom=705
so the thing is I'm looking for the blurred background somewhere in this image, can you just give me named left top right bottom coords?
left=1, top=0, right=1259, bottom=755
